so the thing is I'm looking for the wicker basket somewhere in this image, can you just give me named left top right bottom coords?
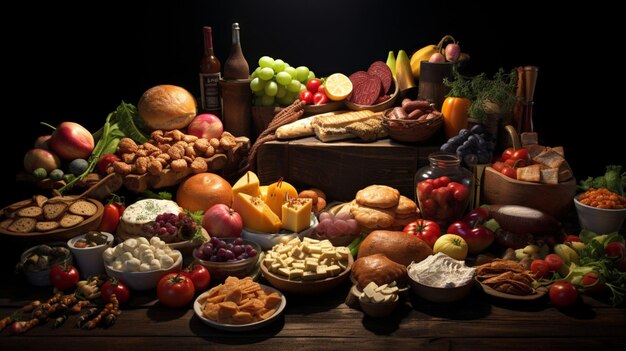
left=381, top=109, right=443, bottom=143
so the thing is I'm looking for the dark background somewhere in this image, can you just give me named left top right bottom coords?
left=1, top=0, right=622, bottom=205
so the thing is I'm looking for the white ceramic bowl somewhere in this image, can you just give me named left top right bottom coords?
left=67, top=232, right=114, bottom=279
left=242, top=214, right=318, bottom=250
left=103, top=251, right=183, bottom=291
left=574, top=194, right=626, bottom=234
left=408, top=277, right=473, bottom=303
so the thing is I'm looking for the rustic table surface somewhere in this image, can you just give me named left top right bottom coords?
left=1, top=246, right=625, bottom=351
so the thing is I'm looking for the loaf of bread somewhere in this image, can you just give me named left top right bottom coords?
left=357, top=230, right=433, bottom=266
left=352, top=253, right=408, bottom=288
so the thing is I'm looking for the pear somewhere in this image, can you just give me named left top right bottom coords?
left=386, top=51, right=397, bottom=80
left=395, top=50, right=417, bottom=92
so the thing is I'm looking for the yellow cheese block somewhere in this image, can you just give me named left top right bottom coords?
left=265, top=179, right=298, bottom=219
left=232, top=193, right=282, bottom=233
left=281, top=197, right=312, bottom=232
left=232, top=171, right=262, bottom=199
left=259, top=185, right=269, bottom=202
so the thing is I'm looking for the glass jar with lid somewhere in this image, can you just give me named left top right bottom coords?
left=415, top=152, right=474, bottom=229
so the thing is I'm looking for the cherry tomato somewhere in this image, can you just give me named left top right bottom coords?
left=417, top=181, right=434, bottom=199
left=98, top=204, right=120, bottom=233
left=306, top=78, right=322, bottom=93
left=96, top=154, right=121, bottom=175
left=317, top=85, right=325, bottom=94
left=549, top=281, right=578, bottom=308
left=432, top=176, right=450, bottom=189
left=501, top=148, right=514, bottom=161
left=563, top=235, right=581, bottom=243
left=181, top=263, right=211, bottom=292
left=49, top=264, right=80, bottom=291
left=101, top=278, right=130, bottom=304
left=433, top=187, right=451, bottom=207
left=544, top=253, right=563, bottom=272
left=605, top=242, right=626, bottom=271
left=299, top=90, right=314, bottom=105
left=403, top=219, right=441, bottom=248
left=157, top=273, right=195, bottom=308
left=313, top=92, right=328, bottom=105
left=492, top=161, right=506, bottom=172
left=530, top=259, right=550, bottom=279
left=501, top=167, right=517, bottom=179
left=447, top=182, right=469, bottom=202
left=511, top=149, right=530, bottom=162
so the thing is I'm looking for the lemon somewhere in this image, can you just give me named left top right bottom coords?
left=324, top=73, right=353, bottom=101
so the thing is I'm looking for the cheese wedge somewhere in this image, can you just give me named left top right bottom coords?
left=281, top=197, right=312, bottom=232
left=232, top=193, right=282, bottom=233
left=232, top=171, right=262, bottom=199
left=259, top=185, right=269, bottom=202
left=265, top=179, right=298, bottom=219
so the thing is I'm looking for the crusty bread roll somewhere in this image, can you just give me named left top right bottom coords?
left=352, top=253, right=408, bottom=288
left=357, top=230, right=433, bottom=266
left=138, top=85, right=197, bottom=131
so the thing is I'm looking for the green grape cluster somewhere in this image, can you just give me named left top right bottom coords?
left=250, top=56, right=315, bottom=106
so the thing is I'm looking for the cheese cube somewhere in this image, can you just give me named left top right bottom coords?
left=372, top=292, right=386, bottom=303
left=283, top=257, right=295, bottom=267
left=327, top=265, right=341, bottom=276
left=281, top=197, right=312, bottom=232
left=375, top=284, right=388, bottom=292
left=287, top=237, right=302, bottom=246
left=307, top=244, right=322, bottom=254
left=319, top=239, right=333, bottom=248
left=319, top=258, right=330, bottom=266
left=288, top=269, right=303, bottom=280
left=311, top=253, right=321, bottom=259
left=320, top=250, right=336, bottom=261
left=316, top=265, right=328, bottom=277
left=292, top=261, right=306, bottom=270
left=302, top=271, right=320, bottom=281
left=363, top=282, right=378, bottom=297
left=336, top=247, right=350, bottom=260
left=276, top=245, right=291, bottom=255
left=278, top=267, right=291, bottom=277
left=303, top=237, right=319, bottom=244
left=305, top=260, right=318, bottom=271
left=290, top=246, right=303, bottom=259
left=263, top=257, right=276, bottom=268
left=270, top=262, right=282, bottom=273
left=382, top=286, right=399, bottom=294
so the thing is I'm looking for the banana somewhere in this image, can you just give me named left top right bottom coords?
left=395, top=49, right=416, bottom=92
left=410, top=45, right=439, bottom=79
left=386, top=51, right=396, bottom=80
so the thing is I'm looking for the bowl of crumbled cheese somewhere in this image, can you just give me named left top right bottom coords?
left=407, top=252, right=475, bottom=303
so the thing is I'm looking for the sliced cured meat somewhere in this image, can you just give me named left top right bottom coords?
left=350, top=75, right=383, bottom=105
left=348, top=71, right=371, bottom=89
left=367, top=61, right=393, bottom=94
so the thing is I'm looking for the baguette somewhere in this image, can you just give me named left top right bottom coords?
left=312, top=110, right=379, bottom=142
left=275, top=116, right=316, bottom=140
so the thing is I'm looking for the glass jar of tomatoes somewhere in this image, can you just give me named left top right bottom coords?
left=415, top=152, right=474, bottom=229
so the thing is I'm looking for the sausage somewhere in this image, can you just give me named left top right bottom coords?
left=390, top=107, right=408, bottom=120
left=367, top=61, right=393, bottom=95
left=408, top=109, right=425, bottom=119
left=402, top=99, right=433, bottom=113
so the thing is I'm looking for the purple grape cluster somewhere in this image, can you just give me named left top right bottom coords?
left=194, top=237, right=257, bottom=263
left=143, top=212, right=197, bottom=243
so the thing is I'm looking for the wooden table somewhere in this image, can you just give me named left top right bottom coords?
left=1, top=241, right=625, bottom=351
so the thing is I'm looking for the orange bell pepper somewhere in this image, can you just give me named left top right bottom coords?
left=441, top=97, right=471, bottom=139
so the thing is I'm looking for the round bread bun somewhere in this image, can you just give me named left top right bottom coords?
left=138, top=85, right=197, bottom=131
left=176, top=173, right=233, bottom=212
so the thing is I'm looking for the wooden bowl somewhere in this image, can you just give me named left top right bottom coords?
left=344, top=79, right=399, bottom=112
left=303, top=100, right=345, bottom=115
left=381, top=109, right=443, bottom=143
left=482, top=166, right=576, bottom=218
left=260, top=254, right=353, bottom=294
left=0, top=197, right=104, bottom=240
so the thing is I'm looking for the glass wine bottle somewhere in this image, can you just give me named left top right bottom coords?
left=199, top=26, right=221, bottom=116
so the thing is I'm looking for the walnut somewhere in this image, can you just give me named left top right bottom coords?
left=209, top=138, right=220, bottom=149
left=190, top=158, right=208, bottom=173
left=182, top=156, right=193, bottom=164
left=220, top=133, right=237, bottom=150
left=158, top=143, right=171, bottom=153
left=121, top=152, right=136, bottom=164
left=171, top=159, right=188, bottom=172
left=165, top=129, right=185, bottom=141
left=156, top=153, right=171, bottom=163
left=135, top=156, right=149, bottom=174
left=149, top=149, right=162, bottom=157
left=173, top=140, right=188, bottom=149
left=112, top=161, right=132, bottom=175
left=167, top=144, right=185, bottom=160
left=194, top=138, right=209, bottom=153
left=117, top=138, right=138, bottom=154
left=151, top=130, right=164, bottom=139
left=182, top=134, right=198, bottom=143
left=143, top=142, right=159, bottom=152
left=185, top=145, right=196, bottom=158
left=135, top=148, right=148, bottom=157
left=204, top=145, right=215, bottom=158
left=147, top=158, right=163, bottom=175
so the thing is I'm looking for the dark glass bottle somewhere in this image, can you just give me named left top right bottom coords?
left=199, top=26, right=221, bottom=116
left=223, top=23, right=249, bottom=80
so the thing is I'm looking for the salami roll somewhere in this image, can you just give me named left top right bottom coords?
left=367, top=61, right=393, bottom=94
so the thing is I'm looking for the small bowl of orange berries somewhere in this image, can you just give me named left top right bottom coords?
left=574, top=188, right=626, bottom=234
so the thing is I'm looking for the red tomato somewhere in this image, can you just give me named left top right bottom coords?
left=581, top=272, right=606, bottom=295
left=403, top=219, right=441, bottom=248
left=101, top=278, right=130, bottom=304
left=417, top=180, right=434, bottom=199
left=181, top=263, right=211, bottom=292
left=98, top=204, right=121, bottom=233
left=563, top=235, right=582, bottom=243
left=432, top=176, right=450, bottom=189
left=492, top=161, right=506, bottom=172
left=313, top=92, right=328, bottom=105
left=511, top=149, right=530, bottom=162
left=501, top=148, right=514, bottom=161
left=530, top=259, right=550, bottom=279
left=299, top=90, right=314, bottom=105
left=317, top=85, right=325, bottom=94
left=501, top=167, right=517, bottom=179
left=49, top=264, right=80, bottom=291
left=544, top=254, right=563, bottom=272
left=605, top=242, right=626, bottom=271
left=96, top=154, right=120, bottom=175
left=549, top=281, right=578, bottom=308
left=433, top=187, right=451, bottom=207
left=447, top=182, right=468, bottom=202
left=157, top=273, right=195, bottom=308
left=306, top=78, right=322, bottom=93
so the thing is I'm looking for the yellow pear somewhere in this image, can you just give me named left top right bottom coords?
left=265, top=178, right=298, bottom=219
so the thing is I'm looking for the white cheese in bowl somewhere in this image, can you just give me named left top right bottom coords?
left=118, top=199, right=182, bottom=236
left=407, top=252, right=475, bottom=288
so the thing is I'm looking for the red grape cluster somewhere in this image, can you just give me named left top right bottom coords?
left=195, top=237, right=257, bottom=262
left=143, top=212, right=197, bottom=243
left=315, top=211, right=360, bottom=239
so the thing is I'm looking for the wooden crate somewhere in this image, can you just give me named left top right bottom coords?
left=256, top=137, right=439, bottom=201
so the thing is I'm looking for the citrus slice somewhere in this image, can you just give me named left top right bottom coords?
left=324, top=73, right=353, bottom=101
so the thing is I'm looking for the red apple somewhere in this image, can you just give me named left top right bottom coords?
left=428, top=53, right=446, bottom=63
left=445, top=43, right=461, bottom=62
left=187, top=114, right=223, bottom=140
left=49, top=122, right=95, bottom=160
left=202, top=204, right=243, bottom=238
left=34, top=135, right=52, bottom=150
left=447, top=221, right=495, bottom=255
left=24, top=148, right=61, bottom=173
